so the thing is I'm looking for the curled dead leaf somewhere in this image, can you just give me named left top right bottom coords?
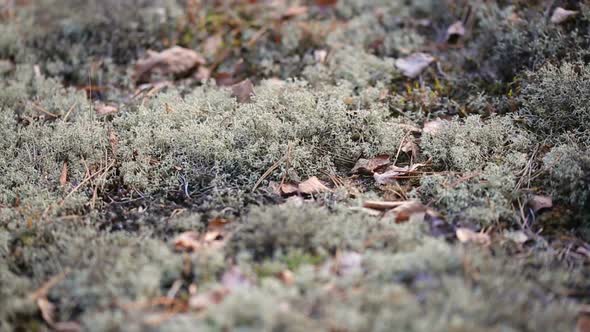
left=280, top=182, right=299, bottom=196
left=529, top=195, right=552, bottom=213
left=188, top=287, right=229, bottom=311
left=503, top=230, right=529, bottom=244
left=446, top=21, right=466, bottom=42
left=59, top=161, right=68, bottom=187
left=385, top=200, right=427, bottom=223
left=95, top=104, right=118, bottom=116
left=173, top=231, right=202, bottom=252
left=282, top=5, right=308, bottom=19
left=37, top=298, right=56, bottom=326
left=456, top=228, right=491, bottom=246
left=277, top=270, right=295, bottom=285
left=551, top=7, right=578, bottom=24
left=373, top=163, right=425, bottom=185
left=314, top=49, right=328, bottom=63
left=298, top=176, right=331, bottom=195
left=231, top=78, right=255, bottom=103
left=401, top=139, right=419, bottom=159
left=577, top=314, right=590, bottom=332
left=351, top=154, right=390, bottom=174
left=395, top=53, right=435, bottom=78
left=134, top=46, right=205, bottom=82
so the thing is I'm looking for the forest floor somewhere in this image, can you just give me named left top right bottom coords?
left=0, top=1, right=589, bottom=331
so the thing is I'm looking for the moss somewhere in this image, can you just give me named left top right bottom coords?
left=421, top=115, right=531, bottom=172
left=520, top=61, right=590, bottom=139
left=543, top=144, right=590, bottom=208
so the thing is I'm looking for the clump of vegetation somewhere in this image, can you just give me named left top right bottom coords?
left=520, top=61, right=590, bottom=139
left=421, top=115, right=531, bottom=172
left=2, top=0, right=590, bottom=331
left=543, top=144, right=590, bottom=208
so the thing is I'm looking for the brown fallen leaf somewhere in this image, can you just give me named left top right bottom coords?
left=315, top=0, right=337, bottom=7
left=231, top=78, right=255, bottom=103
left=362, top=200, right=408, bottom=210
left=446, top=21, right=466, bottom=42
left=385, top=200, right=427, bottom=223
left=551, top=7, right=578, bottom=24
left=314, top=49, right=328, bottom=63
left=373, top=163, right=425, bottom=185
left=277, top=270, right=295, bottom=285
left=134, top=46, right=205, bottom=82
left=577, top=314, right=590, bottom=332
left=108, top=130, right=119, bottom=155
left=282, top=5, right=308, bottom=19
left=59, top=161, right=68, bottom=187
left=173, top=231, right=202, bottom=252
left=280, top=182, right=299, bottom=196
left=395, top=53, right=435, bottom=78
left=351, top=154, right=390, bottom=174
left=401, top=139, right=419, bottom=159
left=188, top=287, right=229, bottom=311
left=298, top=176, right=331, bottom=195
left=95, top=104, right=118, bottom=116
left=456, top=228, right=491, bottom=246
left=529, top=195, right=552, bottom=213
left=503, top=230, right=529, bottom=245
left=37, top=298, right=56, bottom=326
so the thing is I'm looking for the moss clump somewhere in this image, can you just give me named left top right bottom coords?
left=543, top=144, right=590, bottom=208
left=520, top=61, right=590, bottom=139
left=114, top=80, right=410, bottom=208
left=421, top=115, right=531, bottom=172
left=227, top=204, right=405, bottom=260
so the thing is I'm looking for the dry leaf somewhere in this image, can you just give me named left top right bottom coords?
left=231, top=78, right=255, bottom=103
left=362, top=200, right=407, bottom=210
left=95, top=104, right=118, bottom=116
left=386, top=201, right=427, bottom=223
left=373, top=163, right=425, bottom=185
left=395, top=53, right=435, bottom=78
left=551, top=7, right=578, bottom=24
left=37, top=298, right=56, bottom=326
left=59, top=161, right=68, bottom=187
left=134, top=46, right=205, bottom=82
left=108, top=130, right=119, bottom=155
left=298, top=176, right=331, bottom=195
left=173, top=231, right=202, bottom=252
left=529, top=195, right=552, bottom=213
left=283, top=5, right=308, bottom=19
left=446, top=21, right=466, bottom=42
left=401, top=139, right=419, bottom=159
left=194, top=66, right=211, bottom=81
left=315, top=0, right=337, bottom=7
left=351, top=154, right=390, bottom=174
left=504, top=230, right=529, bottom=244
left=456, top=228, right=491, bottom=246
left=280, top=182, right=299, bottom=196
left=188, top=287, right=229, bottom=311
left=577, top=314, right=590, bottom=332
left=314, top=49, right=328, bottom=63
left=277, top=270, right=295, bottom=285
